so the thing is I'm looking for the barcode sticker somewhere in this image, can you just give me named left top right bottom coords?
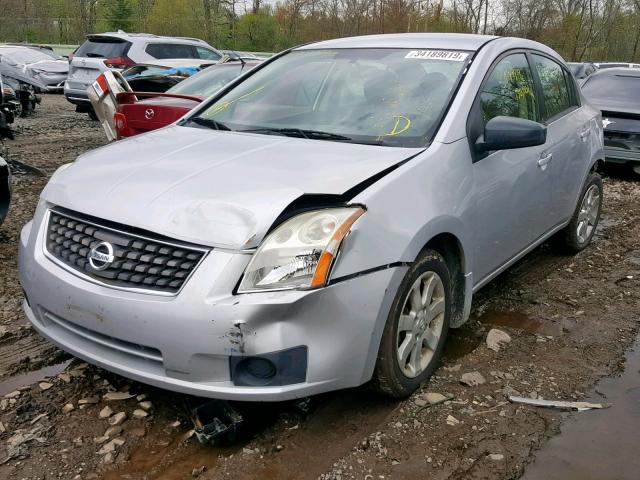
left=405, top=50, right=469, bottom=61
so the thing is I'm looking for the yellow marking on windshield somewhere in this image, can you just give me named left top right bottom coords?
left=378, top=115, right=411, bottom=140
left=209, top=85, right=266, bottom=116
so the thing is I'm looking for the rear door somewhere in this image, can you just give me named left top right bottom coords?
left=530, top=53, right=587, bottom=225
left=469, top=52, right=553, bottom=281
left=68, top=36, right=131, bottom=92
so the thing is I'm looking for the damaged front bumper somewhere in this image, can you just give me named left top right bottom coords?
left=19, top=207, right=403, bottom=401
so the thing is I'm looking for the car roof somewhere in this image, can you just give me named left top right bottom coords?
left=86, top=32, right=209, bottom=45
left=589, top=67, right=640, bottom=78
left=297, top=33, right=499, bottom=51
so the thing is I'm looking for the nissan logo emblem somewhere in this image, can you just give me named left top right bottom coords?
left=144, top=108, right=155, bottom=120
left=88, top=242, right=115, bottom=271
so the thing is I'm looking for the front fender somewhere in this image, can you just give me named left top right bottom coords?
left=331, top=140, right=475, bottom=280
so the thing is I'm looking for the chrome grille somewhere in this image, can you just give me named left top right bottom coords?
left=45, top=208, right=208, bottom=294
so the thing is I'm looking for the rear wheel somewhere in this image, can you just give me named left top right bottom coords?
left=557, top=172, right=603, bottom=253
left=372, top=249, right=451, bottom=398
left=632, top=164, right=640, bottom=176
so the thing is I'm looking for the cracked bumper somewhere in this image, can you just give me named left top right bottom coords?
left=19, top=209, right=404, bottom=401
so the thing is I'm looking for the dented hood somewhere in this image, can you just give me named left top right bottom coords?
left=43, top=125, right=421, bottom=249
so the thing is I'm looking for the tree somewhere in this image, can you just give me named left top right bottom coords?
left=107, top=0, right=134, bottom=31
left=236, top=13, right=279, bottom=51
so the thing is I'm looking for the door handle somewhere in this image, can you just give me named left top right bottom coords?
left=578, top=127, right=591, bottom=139
left=538, top=153, right=553, bottom=169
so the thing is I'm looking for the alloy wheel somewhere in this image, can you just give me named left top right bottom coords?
left=396, top=271, right=445, bottom=378
left=576, top=184, right=601, bottom=244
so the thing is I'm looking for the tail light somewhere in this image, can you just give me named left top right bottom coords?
left=93, top=74, right=109, bottom=97
left=104, top=56, right=135, bottom=69
left=114, top=112, right=129, bottom=139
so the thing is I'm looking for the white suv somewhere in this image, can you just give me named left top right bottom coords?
left=64, top=32, right=221, bottom=112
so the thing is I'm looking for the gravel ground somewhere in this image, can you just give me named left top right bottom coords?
left=0, top=95, right=638, bottom=480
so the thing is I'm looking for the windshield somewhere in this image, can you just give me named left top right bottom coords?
left=583, top=73, right=640, bottom=103
left=75, top=37, right=129, bottom=59
left=169, top=64, right=245, bottom=97
left=191, top=48, right=470, bottom=147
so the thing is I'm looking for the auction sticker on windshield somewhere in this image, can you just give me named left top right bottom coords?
left=405, top=50, right=469, bottom=61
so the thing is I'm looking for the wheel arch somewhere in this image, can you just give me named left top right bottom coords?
left=418, top=232, right=469, bottom=328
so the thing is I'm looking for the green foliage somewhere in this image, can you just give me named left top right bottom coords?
left=1, top=0, right=640, bottom=61
left=146, top=0, right=203, bottom=37
left=235, top=13, right=279, bottom=51
left=106, top=0, right=134, bottom=31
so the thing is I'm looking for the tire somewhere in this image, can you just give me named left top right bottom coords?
left=632, top=164, right=640, bottom=176
left=557, top=172, right=603, bottom=253
left=372, top=249, right=451, bottom=398
left=20, top=98, right=33, bottom=117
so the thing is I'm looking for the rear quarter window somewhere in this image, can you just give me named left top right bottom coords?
left=195, top=47, right=221, bottom=60
left=532, top=54, right=574, bottom=120
left=145, top=43, right=197, bottom=59
left=75, top=38, right=130, bottom=58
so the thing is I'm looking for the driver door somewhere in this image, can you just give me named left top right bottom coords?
left=469, top=52, right=554, bottom=282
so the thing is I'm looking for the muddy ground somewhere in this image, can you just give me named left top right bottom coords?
left=0, top=95, right=638, bottom=480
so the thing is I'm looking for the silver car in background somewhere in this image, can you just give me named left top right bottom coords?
left=65, top=32, right=222, bottom=112
left=20, top=34, right=604, bottom=400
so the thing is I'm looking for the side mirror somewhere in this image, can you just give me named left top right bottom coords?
left=475, top=116, right=546, bottom=152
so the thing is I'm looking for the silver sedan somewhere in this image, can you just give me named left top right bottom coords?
left=19, top=33, right=604, bottom=400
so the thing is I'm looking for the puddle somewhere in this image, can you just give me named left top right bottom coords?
left=0, top=360, right=70, bottom=397
left=521, top=336, right=640, bottom=480
left=101, top=428, right=238, bottom=480
left=477, top=309, right=563, bottom=336
left=444, top=327, right=482, bottom=360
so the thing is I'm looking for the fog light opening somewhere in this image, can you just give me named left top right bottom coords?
left=235, top=357, right=277, bottom=386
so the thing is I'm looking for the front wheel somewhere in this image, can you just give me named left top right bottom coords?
left=557, top=172, right=603, bottom=253
left=372, top=249, right=451, bottom=398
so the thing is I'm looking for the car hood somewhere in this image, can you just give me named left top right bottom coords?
left=26, top=59, right=69, bottom=74
left=43, top=125, right=422, bottom=249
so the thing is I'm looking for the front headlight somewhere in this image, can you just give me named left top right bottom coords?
left=238, top=206, right=365, bottom=292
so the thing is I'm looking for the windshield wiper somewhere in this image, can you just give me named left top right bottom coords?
left=85, top=53, right=105, bottom=58
left=189, top=117, right=231, bottom=131
left=241, top=127, right=351, bottom=141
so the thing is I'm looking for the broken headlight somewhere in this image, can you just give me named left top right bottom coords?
left=238, top=207, right=365, bottom=292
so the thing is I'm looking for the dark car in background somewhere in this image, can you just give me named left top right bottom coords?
left=582, top=67, right=640, bottom=174
left=568, top=62, right=597, bottom=83
left=0, top=156, right=10, bottom=226
left=0, top=73, right=18, bottom=138
left=114, top=59, right=260, bottom=139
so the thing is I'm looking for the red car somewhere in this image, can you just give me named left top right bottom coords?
left=114, top=60, right=260, bottom=139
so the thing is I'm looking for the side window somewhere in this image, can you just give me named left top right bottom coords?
left=195, top=47, right=221, bottom=60
left=532, top=54, right=573, bottom=120
left=145, top=43, right=197, bottom=59
left=479, top=53, right=539, bottom=125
